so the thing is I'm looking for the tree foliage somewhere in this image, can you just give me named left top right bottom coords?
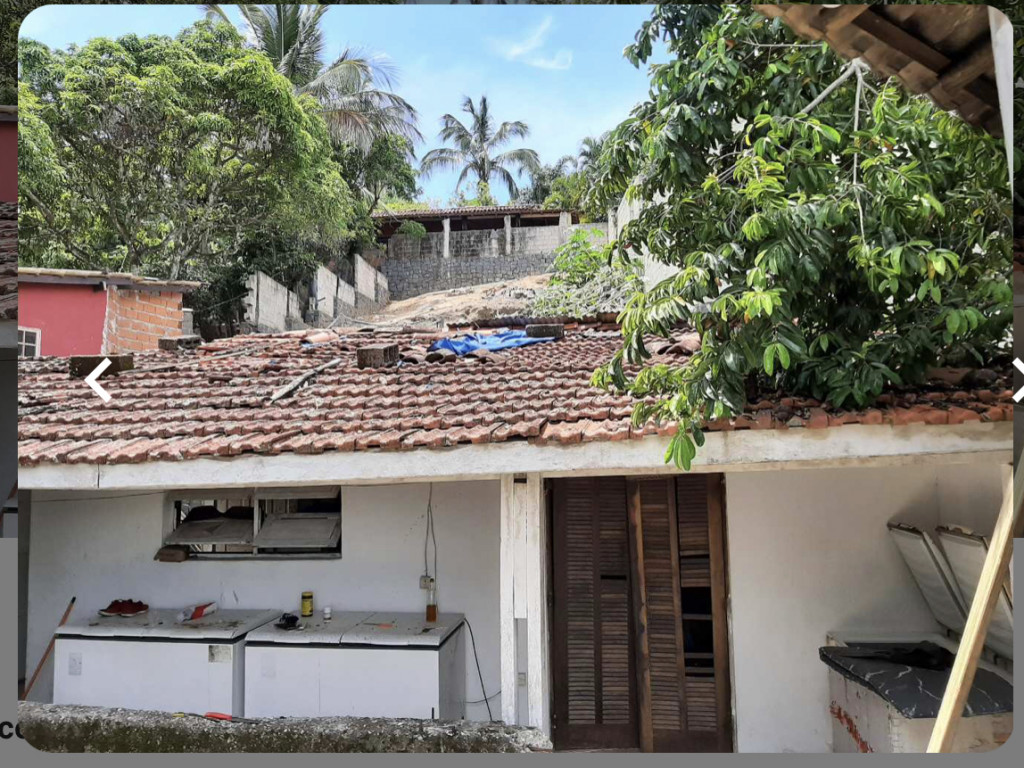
left=335, top=134, right=419, bottom=214
left=18, top=21, right=357, bottom=322
left=530, top=228, right=641, bottom=317
left=589, top=5, right=1011, bottom=469
left=201, top=4, right=420, bottom=150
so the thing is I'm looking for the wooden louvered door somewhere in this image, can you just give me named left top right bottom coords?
left=551, top=477, right=639, bottom=750
left=551, top=475, right=732, bottom=753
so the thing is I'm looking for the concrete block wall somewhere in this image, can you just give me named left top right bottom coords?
left=103, top=286, right=185, bottom=353
left=243, top=271, right=305, bottom=334
left=309, top=265, right=357, bottom=326
left=382, top=223, right=608, bottom=300
left=246, top=257, right=389, bottom=333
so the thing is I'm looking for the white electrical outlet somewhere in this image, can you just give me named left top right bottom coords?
left=68, top=652, right=82, bottom=676
left=517, top=672, right=527, bottom=687
left=419, top=575, right=435, bottom=590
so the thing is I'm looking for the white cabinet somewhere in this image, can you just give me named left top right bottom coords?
left=53, top=609, right=278, bottom=717
left=244, top=611, right=466, bottom=720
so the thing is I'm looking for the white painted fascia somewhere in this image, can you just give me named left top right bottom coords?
left=18, top=422, right=1012, bottom=491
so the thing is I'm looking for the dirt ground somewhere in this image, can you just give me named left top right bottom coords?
left=359, top=273, right=552, bottom=328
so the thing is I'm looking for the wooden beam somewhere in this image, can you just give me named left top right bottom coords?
left=707, top=475, right=734, bottom=751
left=525, top=473, right=551, bottom=734
left=626, top=479, right=654, bottom=753
left=850, top=9, right=951, bottom=74
left=926, top=458, right=1020, bottom=752
left=939, top=43, right=994, bottom=92
left=499, top=474, right=518, bottom=725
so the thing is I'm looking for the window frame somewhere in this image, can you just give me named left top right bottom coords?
left=163, top=486, right=342, bottom=560
left=17, top=327, right=42, bottom=358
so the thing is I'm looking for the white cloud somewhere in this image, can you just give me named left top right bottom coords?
left=489, top=16, right=572, bottom=71
left=525, top=50, right=573, bottom=71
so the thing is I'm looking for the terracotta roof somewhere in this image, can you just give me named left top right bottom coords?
left=17, top=267, right=200, bottom=292
left=17, top=324, right=1013, bottom=467
left=1, top=202, right=16, bottom=321
left=371, top=205, right=564, bottom=221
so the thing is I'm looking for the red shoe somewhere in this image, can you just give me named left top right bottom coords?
left=120, top=600, right=149, bottom=617
left=98, top=599, right=127, bottom=617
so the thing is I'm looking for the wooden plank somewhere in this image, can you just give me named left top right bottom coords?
left=626, top=479, right=654, bottom=753
left=851, top=8, right=951, bottom=74
left=525, top=473, right=550, bottom=734
left=665, top=479, right=688, bottom=734
left=706, top=475, right=734, bottom=752
left=590, top=479, right=604, bottom=724
left=926, top=459, right=1020, bottom=752
left=939, top=43, right=994, bottom=93
left=499, top=474, right=517, bottom=725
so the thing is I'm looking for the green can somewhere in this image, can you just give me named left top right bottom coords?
left=301, top=591, right=314, bottom=617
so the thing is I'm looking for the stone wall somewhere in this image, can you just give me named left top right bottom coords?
left=382, top=222, right=607, bottom=300
left=18, top=703, right=552, bottom=753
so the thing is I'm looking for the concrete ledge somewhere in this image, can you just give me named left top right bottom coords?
left=18, top=703, right=552, bottom=753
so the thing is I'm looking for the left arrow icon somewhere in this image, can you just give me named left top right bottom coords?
left=85, top=358, right=113, bottom=402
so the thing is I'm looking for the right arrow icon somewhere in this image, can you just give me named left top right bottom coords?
left=1013, top=358, right=1024, bottom=403
left=84, top=357, right=113, bottom=403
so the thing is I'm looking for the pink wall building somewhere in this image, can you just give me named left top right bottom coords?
left=17, top=269, right=200, bottom=357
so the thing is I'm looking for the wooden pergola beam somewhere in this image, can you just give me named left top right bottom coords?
left=926, top=457, right=1021, bottom=752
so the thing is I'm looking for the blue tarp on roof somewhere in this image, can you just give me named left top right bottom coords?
left=428, top=330, right=555, bottom=357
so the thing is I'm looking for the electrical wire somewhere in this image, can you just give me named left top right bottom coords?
left=423, top=482, right=437, bottom=581
left=463, top=617, right=495, bottom=722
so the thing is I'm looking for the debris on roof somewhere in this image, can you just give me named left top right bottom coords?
left=17, top=322, right=1013, bottom=467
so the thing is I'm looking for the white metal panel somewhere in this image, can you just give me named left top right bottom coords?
left=827, top=666, right=1011, bottom=753
left=54, top=637, right=244, bottom=715
left=887, top=524, right=967, bottom=633
left=244, top=645, right=322, bottom=718
left=164, top=517, right=253, bottom=546
left=935, top=529, right=1014, bottom=659
left=244, top=626, right=466, bottom=720
left=318, top=646, right=441, bottom=718
left=253, top=514, right=340, bottom=549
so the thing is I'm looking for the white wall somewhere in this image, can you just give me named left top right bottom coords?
left=724, top=461, right=1003, bottom=753
left=25, top=481, right=501, bottom=721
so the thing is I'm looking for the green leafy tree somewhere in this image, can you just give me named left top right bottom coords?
left=202, top=3, right=420, bottom=149
left=335, top=134, right=419, bottom=214
left=420, top=95, right=540, bottom=198
left=531, top=228, right=641, bottom=317
left=18, top=22, right=356, bottom=283
left=590, top=4, right=1011, bottom=469
left=516, top=162, right=565, bottom=206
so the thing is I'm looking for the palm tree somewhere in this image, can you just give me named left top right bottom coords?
left=201, top=4, right=420, bottom=149
left=557, top=133, right=608, bottom=175
left=420, top=96, right=540, bottom=198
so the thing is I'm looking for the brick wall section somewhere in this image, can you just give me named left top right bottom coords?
left=382, top=223, right=607, bottom=300
left=104, top=286, right=185, bottom=353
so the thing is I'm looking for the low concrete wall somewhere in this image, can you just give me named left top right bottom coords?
left=247, top=257, right=390, bottom=332
left=309, top=265, right=356, bottom=326
left=18, top=703, right=552, bottom=753
left=242, top=271, right=305, bottom=333
left=383, top=223, right=607, bottom=300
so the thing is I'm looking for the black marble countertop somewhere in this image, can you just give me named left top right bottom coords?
left=819, top=642, right=1013, bottom=719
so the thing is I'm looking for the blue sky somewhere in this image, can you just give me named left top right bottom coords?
left=21, top=3, right=665, bottom=204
